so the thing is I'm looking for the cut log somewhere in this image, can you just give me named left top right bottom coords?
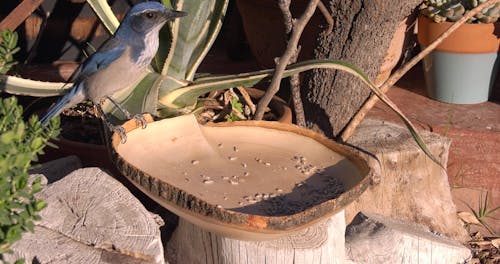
left=167, top=210, right=345, bottom=264
left=345, top=212, right=472, bottom=263
left=7, top=167, right=165, bottom=264
left=346, top=119, right=469, bottom=242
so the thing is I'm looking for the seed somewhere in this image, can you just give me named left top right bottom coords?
left=243, top=172, right=250, bottom=177
left=232, top=175, right=238, bottom=179
left=224, top=196, right=228, bottom=200
left=218, top=143, right=223, bottom=148
left=222, top=176, right=229, bottom=180
left=230, top=180, right=239, bottom=185
left=264, top=162, right=271, bottom=166
left=191, top=160, right=199, bottom=165
left=185, top=177, right=190, bottom=182
left=203, top=180, right=214, bottom=184
left=238, top=202, right=243, bottom=205
left=233, top=146, right=239, bottom=152
left=228, top=156, right=238, bottom=161
left=243, top=196, right=250, bottom=200
left=248, top=199, right=257, bottom=204
left=255, top=193, right=262, bottom=199
left=255, top=157, right=262, bottom=163
left=182, top=172, right=188, bottom=176
left=216, top=204, right=222, bottom=209
left=263, top=194, right=269, bottom=199
left=276, top=188, right=283, bottom=193
left=270, top=193, right=277, bottom=198
left=241, top=162, right=247, bottom=168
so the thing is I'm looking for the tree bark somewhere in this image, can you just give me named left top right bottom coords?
left=303, top=0, right=422, bottom=138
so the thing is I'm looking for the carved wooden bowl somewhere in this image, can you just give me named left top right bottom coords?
left=110, top=114, right=374, bottom=240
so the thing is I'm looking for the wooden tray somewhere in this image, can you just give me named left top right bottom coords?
left=110, top=114, right=374, bottom=240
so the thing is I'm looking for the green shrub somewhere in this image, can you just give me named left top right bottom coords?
left=0, top=30, right=19, bottom=74
left=0, top=97, right=60, bottom=263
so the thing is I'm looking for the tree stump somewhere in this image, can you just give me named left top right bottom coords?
left=7, top=167, right=165, bottom=264
left=167, top=210, right=345, bottom=264
left=346, top=119, right=469, bottom=242
left=345, top=212, right=471, bottom=263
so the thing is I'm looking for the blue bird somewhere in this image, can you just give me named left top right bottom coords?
left=41, top=2, right=186, bottom=142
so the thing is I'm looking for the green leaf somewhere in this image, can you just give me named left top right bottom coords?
left=158, top=59, right=443, bottom=168
left=158, top=0, right=229, bottom=92
left=5, top=226, right=22, bottom=243
left=0, top=75, right=69, bottom=97
left=86, top=0, right=120, bottom=34
left=34, top=200, right=47, bottom=211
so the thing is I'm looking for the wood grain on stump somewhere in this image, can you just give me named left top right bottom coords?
left=167, top=210, right=345, bottom=264
left=345, top=212, right=471, bottom=263
left=8, top=167, right=165, bottom=264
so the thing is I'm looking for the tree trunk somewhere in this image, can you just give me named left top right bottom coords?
left=303, top=0, right=421, bottom=138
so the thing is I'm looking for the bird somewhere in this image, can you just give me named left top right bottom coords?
left=40, top=2, right=186, bottom=142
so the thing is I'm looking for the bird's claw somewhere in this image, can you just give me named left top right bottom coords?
left=133, top=114, right=148, bottom=129
left=113, top=125, right=127, bottom=144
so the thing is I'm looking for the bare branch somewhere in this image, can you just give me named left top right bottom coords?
left=254, top=0, right=320, bottom=121
left=340, top=0, right=500, bottom=141
left=317, top=1, right=334, bottom=32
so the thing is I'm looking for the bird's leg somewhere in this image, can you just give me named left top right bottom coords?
left=94, top=103, right=127, bottom=144
left=107, top=96, right=147, bottom=129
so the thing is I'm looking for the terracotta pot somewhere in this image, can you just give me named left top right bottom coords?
left=417, top=15, right=500, bottom=104
left=244, top=87, right=293, bottom=124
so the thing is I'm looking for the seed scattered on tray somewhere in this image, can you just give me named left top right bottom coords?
left=217, top=143, right=223, bottom=148
left=229, top=180, right=239, bottom=185
left=228, top=156, right=238, bottom=161
left=203, top=180, right=214, bottom=184
left=233, top=146, right=239, bottom=152
left=191, top=160, right=199, bottom=165
left=241, top=162, right=247, bottom=168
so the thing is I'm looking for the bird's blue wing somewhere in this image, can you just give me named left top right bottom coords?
left=69, top=38, right=126, bottom=83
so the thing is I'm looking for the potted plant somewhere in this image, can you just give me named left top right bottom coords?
left=418, top=0, right=500, bottom=104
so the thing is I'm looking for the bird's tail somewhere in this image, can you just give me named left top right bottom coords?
left=41, top=83, right=86, bottom=126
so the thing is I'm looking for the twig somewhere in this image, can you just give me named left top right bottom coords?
left=339, top=0, right=500, bottom=141
left=317, top=1, right=334, bottom=32
left=276, top=0, right=307, bottom=126
left=254, top=0, right=321, bottom=121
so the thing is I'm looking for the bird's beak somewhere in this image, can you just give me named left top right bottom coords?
left=166, top=10, right=187, bottom=20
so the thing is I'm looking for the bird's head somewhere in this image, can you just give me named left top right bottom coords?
left=123, top=2, right=187, bottom=34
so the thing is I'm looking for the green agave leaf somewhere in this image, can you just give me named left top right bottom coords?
left=158, top=59, right=443, bottom=168
left=0, top=75, right=69, bottom=97
left=86, top=0, right=120, bottom=34
left=158, top=0, right=228, bottom=95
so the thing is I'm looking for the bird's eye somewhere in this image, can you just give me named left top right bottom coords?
left=145, top=12, right=154, bottom=19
